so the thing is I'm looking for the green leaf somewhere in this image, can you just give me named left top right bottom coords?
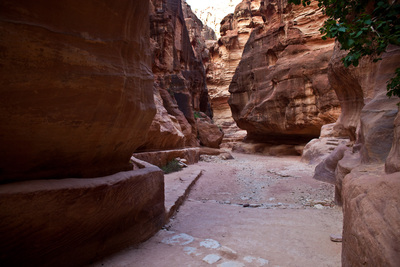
left=354, top=31, right=363, bottom=38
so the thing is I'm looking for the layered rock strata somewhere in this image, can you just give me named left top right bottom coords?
left=139, top=0, right=213, bottom=151
left=0, top=159, right=164, bottom=267
left=0, top=0, right=156, bottom=182
left=228, top=0, right=341, bottom=143
left=0, top=0, right=165, bottom=265
left=207, top=0, right=265, bottom=141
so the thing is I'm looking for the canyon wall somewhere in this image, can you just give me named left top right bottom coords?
left=228, top=0, right=340, bottom=143
left=207, top=0, right=265, bottom=141
left=139, top=0, right=221, bottom=151
left=0, top=0, right=165, bottom=265
left=186, top=0, right=242, bottom=38
left=325, top=44, right=400, bottom=266
left=0, top=0, right=156, bottom=183
left=307, top=42, right=400, bottom=265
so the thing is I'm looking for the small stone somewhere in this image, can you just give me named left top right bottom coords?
left=183, top=246, right=198, bottom=255
left=200, top=239, right=221, bottom=249
left=249, top=204, right=261, bottom=208
left=161, top=233, right=194, bottom=245
left=203, top=254, right=221, bottom=264
left=243, top=203, right=250, bottom=207
left=217, top=261, right=245, bottom=267
left=314, top=204, right=324, bottom=209
left=330, top=234, right=342, bottom=242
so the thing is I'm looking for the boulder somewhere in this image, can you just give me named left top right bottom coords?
left=196, top=113, right=224, bottom=148
left=302, top=124, right=350, bottom=164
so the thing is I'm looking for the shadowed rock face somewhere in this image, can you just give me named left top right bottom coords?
left=0, top=0, right=155, bottom=183
left=0, top=1, right=166, bottom=266
left=138, top=0, right=212, bottom=151
left=228, top=0, right=340, bottom=143
left=310, top=41, right=400, bottom=266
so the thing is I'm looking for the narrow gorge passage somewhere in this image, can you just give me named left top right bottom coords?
left=93, top=153, right=342, bottom=267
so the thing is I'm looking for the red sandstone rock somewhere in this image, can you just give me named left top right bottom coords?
left=140, top=0, right=213, bottom=151
left=0, top=0, right=155, bottom=182
left=196, top=113, right=224, bottom=148
left=207, top=0, right=263, bottom=141
left=0, top=1, right=166, bottom=265
left=228, top=1, right=340, bottom=143
left=0, top=160, right=164, bottom=266
left=386, top=111, right=400, bottom=173
left=312, top=34, right=400, bottom=267
left=342, top=170, right=400, bottom=267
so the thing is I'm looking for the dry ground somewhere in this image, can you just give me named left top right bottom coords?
left=92, top=153, right=343, bottom=267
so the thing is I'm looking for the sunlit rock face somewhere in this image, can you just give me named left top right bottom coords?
left=139, top=0, right=212, bottom=151
left=185, top=0, right=242, bottom=38
left=0, top=0, right=155, bottom=183
left=206, top=0, right=264, bottom=141
left=228, top=0, right=340, bottom=143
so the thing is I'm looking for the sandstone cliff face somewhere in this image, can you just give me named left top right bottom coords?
left=336, top=47, right=400, bottom=267
left=228, top=0, right=341, bottom=143
left=0, top=0, right=155, bottom=183
left=309, top=42, right=400, bottom=266
left=186, top=0, right=242, bottom=38
left=206, top=0, right=265, bottom=141
left=0, top=0, right=165, bottom=265
left=139, top=0, right=214, bottom=151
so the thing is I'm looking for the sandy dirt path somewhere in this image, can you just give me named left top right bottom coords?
left=92, top=153, right=343, bottom=267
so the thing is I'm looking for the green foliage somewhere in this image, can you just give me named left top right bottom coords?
left=193, top=111, right=201, bottom=119
left=289, top=0, right=400, bottom=99
left=161, top=159, right=182, bottom=174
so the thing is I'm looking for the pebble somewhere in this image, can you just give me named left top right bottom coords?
left=200, top=239, right=221, bottom=249
left=161, top=233, right=194, bottom=246
left=314, top=204, right=324, bottom=209
left=330, top=234, right=343, bottom=242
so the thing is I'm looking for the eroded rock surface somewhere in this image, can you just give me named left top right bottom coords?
left=0, top=0, right=155, bottom=183
left=185, top=0, right=242, bottom=38
left=139, top=0, right=212, bottom=151
left=342, top=170, right=400, bottom=267
left=0, top=1, right=165, bottom=266
left=311, top=42, right=400, bottom=266
left=196, top=112, right=224, bottom=148
left=228, top=1, right=340, bottom=143
left=206, top=0, right=264, bottom=141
